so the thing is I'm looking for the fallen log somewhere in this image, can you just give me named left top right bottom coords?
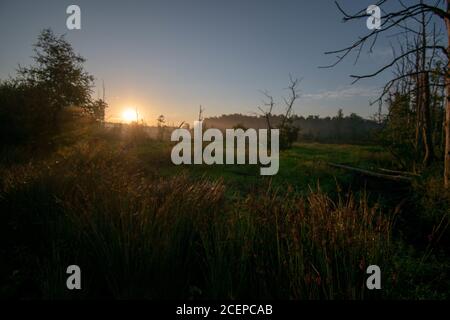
left=327, top=162, right=413, bottom=183
left=378, top=168, right=420, bottom=177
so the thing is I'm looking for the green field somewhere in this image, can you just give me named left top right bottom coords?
left=0, top=127, right=448, bottom=299
left=133, top=140, right=392, bottom=193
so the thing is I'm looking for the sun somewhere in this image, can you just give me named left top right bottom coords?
left=122, top=108, right=138, bottom=123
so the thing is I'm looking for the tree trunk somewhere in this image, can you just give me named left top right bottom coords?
left=444, top=1, right=450, bottom=188
left=414, top=46, right=423, bottom=169
left=415, top=73, right=423, bottom=167
left=417, top=9, right=435, bottom=167
left=421, top=72, right=435, bottom=166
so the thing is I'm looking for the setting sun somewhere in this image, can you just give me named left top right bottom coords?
left=122, top=108, right=138, bottom=123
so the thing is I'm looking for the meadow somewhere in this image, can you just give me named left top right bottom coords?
left=1, top=122, right=448, bottom=299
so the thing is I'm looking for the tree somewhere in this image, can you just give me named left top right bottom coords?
left=257, top=90, right=275, bottom=130
left=198, top=105, right=204, bottom=122
left=323, top=0, right=450, bottom=188
left=87, top=99, right=108, bottom=122
left=157, top=114, right=166, bottom=140
left=257, top=75, right=301, bottom=149
left=0, top=80, right=53, bottom=144
left=17, top=29, right=94, bottom=124
left=279, top=76, right=301, bottom=149
left=379, top=92, right=416, bottom=169
left=334, top=108, right=344, bottom=141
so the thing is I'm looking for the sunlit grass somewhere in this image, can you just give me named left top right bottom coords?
left=0, top=124, right=448, bottom=299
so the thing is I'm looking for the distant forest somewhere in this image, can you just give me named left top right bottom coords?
left=204, top=110, right=381, bottom=144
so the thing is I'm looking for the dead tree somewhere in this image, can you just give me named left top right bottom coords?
left=279, top=76, right=301, bottom=149
left=280, top=75, right=301, bottom=129
left=387, top=12, right=443, bottom=169
left=417, top=7, right=437, bottom=166
left=257, top=76, right=301, bottom=149
left=322, top=0, right=450, bottom=188
left=198, top=105, right=204, bottom=122
left=258, top=90, right=275, bottom=130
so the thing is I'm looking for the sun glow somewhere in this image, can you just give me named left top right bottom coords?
left=122, top=108, right=138, bottom=123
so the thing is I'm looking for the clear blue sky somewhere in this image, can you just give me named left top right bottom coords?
left=0, top=0, right=408, bottom=124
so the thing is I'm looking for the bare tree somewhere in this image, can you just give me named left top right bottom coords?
left=322, top=0, right=450, bottom=187
left=257, top=90, right=275, bottom=130
left=198, top=105, right=204, bottom=122
left=257, top=76, right=301, bottom=149
left=280, top=75, right=301, bottom=128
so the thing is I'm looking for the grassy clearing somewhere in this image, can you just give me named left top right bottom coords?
left=0, top=125, right=448, bottom=299
left=132, top=141, right=392, bottom=195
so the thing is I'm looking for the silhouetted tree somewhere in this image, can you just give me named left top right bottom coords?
left=157, top=114, right=166, bottom=140
left=279, top=76, right=301, bottom=149
left=257, top=90, right=275, bottom=130
left=257, top=76, right=301, bottom=149
left=17, top=29, right=94, bottom=125
left=87, top=98, right=108, bottom=122
left=0, top=80, right=52, bottom=144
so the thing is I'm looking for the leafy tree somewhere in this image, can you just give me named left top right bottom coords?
left=87, top=99, right=108, bottom=122
left=0, top=29, right=107, bottom=145
left=17, top=29, right=94, bottom=123
left=0, top=80, right=53, bottom=144
left=379, top=93, right=416, bottom=169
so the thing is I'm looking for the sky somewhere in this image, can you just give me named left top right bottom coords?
left=0, top=0, right=418, bottom=125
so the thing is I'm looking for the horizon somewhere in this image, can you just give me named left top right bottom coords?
left=0, top=0, right=402, bottom=125
left=103, top=110, right=378, bottom=128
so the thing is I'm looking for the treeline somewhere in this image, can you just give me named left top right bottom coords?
left=204, top=110, right=381, bottom=144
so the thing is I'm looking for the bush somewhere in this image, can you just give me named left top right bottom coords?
left=0, top=81, right=54, bottom=145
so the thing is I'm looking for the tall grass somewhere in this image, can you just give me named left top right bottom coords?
left=0, top=138, right=395, bottom=299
